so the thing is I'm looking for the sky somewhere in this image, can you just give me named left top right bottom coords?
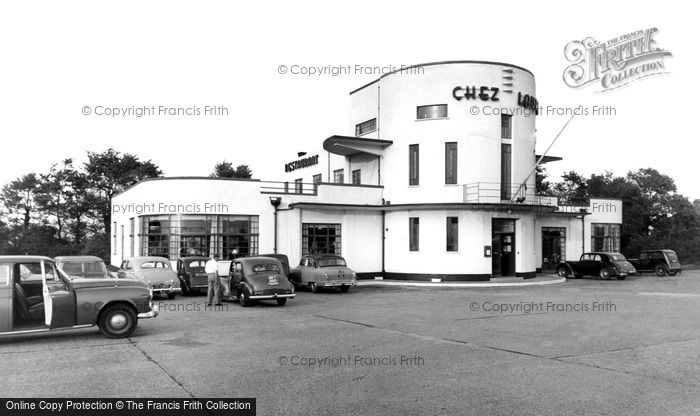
left=0, top=1, right=696, bottom=199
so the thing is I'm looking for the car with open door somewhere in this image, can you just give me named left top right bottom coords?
left=220, top=256, right=295, bottom=306
left=556, top=252, right=637, bottom=280
left=0, top=255, right=158, bottom=339
left=118, top=256, right=181, bottom=299
left=288, top=254, right=357, bottom=292
left=55, top=255, right=112, bottom=279
left=176, top=256, right=209, bottom=295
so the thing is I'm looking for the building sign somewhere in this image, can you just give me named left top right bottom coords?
left=452, top=86, right=500, bottom=101
left=517, top=92, right=539, bottom=115
left=563, top=28, right=672, bottom=93
left=285, top=154, right=319, bottom=172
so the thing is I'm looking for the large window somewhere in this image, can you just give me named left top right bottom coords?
left=501, top=114, right=512, bottom=139
left=139, top=215, right=259, bottom=260
left=409, top=217, right=419, bottom=251
left=352, top=169, right=361, bottom=185
left=355, top=118, right=377, bottom=136
left=446, top=217, right=458, bottom=252
left=409, top=144, right=419, bottom=186
left=333, top=169, right=344, bottom=184
left=302, top=223, right=342, bottom=255
left=417, top=104, right=447, bottom=120
left=591, top=223, right=620, bottom=252
left=312, top=174, right=322, bottom=184
left=445, top=142, right=458, bottom=184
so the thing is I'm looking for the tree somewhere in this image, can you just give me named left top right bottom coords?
left=211, top=161, right=253, bottom=179
left=535, top=165, right=552, bottom=194
left=552, top=171, right=588, bottom=205
left=84, top=149, right=162, bottom=236
left=1, top=173, right=40, bottom=229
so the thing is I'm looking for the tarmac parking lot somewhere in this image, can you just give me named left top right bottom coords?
left=1, top=272, right=700, bottom=415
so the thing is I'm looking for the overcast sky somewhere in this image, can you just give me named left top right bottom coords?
left=0, top=1, right=696, bottom=199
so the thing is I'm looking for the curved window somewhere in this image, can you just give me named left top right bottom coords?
left=417, top=104, right=447, bottom=120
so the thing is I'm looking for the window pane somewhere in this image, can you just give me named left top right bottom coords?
left=417, top=104, right=447, bottom=119
left=446, top=217, right=458, bottom=251
left=303, top=223, right=342, bottom=255
left=501, top=114, right=512, bottom=139
left=409, top=217, right=419, bottom=251
left=355, top=118, right=377, bottom=136
left=352, top=169, right=361, bottom=185
left=409, top=144, right=419, bottom=186
left=445, top=142, right=457, bottom=184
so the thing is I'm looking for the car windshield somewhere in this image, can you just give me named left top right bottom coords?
left=187, top=260, right=206, bottom=268
left=141, top=261, right=170, bottom=269
left=252, top=264, right=280, bottom=273
left=609, top=254, right=626, bottom=261
left=60, top=261, right=106, bottom=277
left=665, top=252, right=679, bottom=262
left=317, top=257, right=347, bottom=267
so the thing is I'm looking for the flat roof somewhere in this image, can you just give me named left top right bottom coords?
left=349, top=60, right=535, bottom=95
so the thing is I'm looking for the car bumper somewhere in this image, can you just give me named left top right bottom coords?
left=249, top=293, right=296, bottom=300
left=151, top=287, right=182, bottom=294
left=318, top=280, right=356, bottom=287
left=138, top=303, right=159, bottom=319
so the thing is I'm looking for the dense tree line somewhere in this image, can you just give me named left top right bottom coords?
left=538, top=167, right=700, bottom=263
left=0, top=149, right=162, bottom=260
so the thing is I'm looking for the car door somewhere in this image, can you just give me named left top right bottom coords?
left=41, top=261, right=76, bottom=329
left=577, top=254, right=592, bottom=275
left=231, top=261, right=244, bottom=295
left=297, top=257, right=309, bottom=284
left=0, top=263, right=11, bottom=333
left=118, top=260, right=134, bottom=279
left=590, top=254, right=603, bottom=276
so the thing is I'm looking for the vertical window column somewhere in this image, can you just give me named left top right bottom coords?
left=446, top=217, right=458, bottom=251
left=409, top=217, right=419, bottom=251
left=445, top=142, right=457, bottom=184
left=409, top=144, right=419, bottom=186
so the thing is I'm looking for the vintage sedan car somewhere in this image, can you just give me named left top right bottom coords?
left=176, top=256, right=209, bottom=295
left=55, top=255, right=112, bottom=279
left=220, top=256, right=295, bottom=306
left=118, top=256, right=181, bottom=299
left=628, top=249, right=682, bottom=276
left=0, top=255, right=158, bottom=338
left=556, top=252, right=637, bottom=280
left=289, top=254, right=357, bottom=292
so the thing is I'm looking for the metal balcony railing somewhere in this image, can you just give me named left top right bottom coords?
left=463, top=182, right=558, bottom=206
left=260, top=181, right=319, bottom=196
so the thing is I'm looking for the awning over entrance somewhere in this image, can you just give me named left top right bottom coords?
left=536, top=154, right=563, bottom=164
left=323, top=135, right=393, bottom=157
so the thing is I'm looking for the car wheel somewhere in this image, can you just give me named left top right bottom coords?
left=276, top=298, right=287, bottom=306
left=574, top=273, right=583, bottom=279
left=310, top=282, right=319, bottom=293
left=655, top=264, right=668, bottom=276
left=238, top=290, right=251, bottom=307
left=339, top=285, right=350, bottom=293
left=556, top=267, right=570, bottom=278
left=98, top=304, right=137, bottom=339
left=599, top=269, right=611, bottom=280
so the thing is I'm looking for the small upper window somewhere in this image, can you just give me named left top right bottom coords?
left=417, top=104, right=447, bottom=120
left=501, top=114, right=512, bottom=139
left=333, top=169, right=344, bottom=184
left=355, top=118, right=377, bottom=136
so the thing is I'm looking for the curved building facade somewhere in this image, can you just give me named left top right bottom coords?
left=112, top=61, right=622, bottom=281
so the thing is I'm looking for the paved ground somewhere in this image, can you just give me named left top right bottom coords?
left=2, top=271, right=700, bottom=415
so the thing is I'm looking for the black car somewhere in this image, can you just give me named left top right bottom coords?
left=258, top=253, right=290, bottom=277
left=220, top=256, right=295, bottom=306
left=556, top=252, right=637, bottom=280
left=628, top=250, right=682, bottom=276
left=176, top=257, right=209, bottom=295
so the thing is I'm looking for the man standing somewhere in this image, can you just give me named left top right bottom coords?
left=205, top=254, right=222, bottom=307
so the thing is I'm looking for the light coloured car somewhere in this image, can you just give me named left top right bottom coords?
left=289, top=254, right=357, bottom=293
left=118, top=256, right=182, bottom=299
left=55, top=255, right=112, bottom=279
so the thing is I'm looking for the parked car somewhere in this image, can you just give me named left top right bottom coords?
left=118, top=256, right=181, bottom=299
left=220, top=256, right=295, bottom=306
left=176, top=256, right=209, bottom=295
left=289, top=254, right=357, bottom=292
left=628, top=250, right=682, bottom=276
left=0, top=255, right=158, bottom=338
left=556, top=252, right=637, bottom=280
left=258, top=253, right=290, bottom=276
left=55, top=255, right=112, bottom=279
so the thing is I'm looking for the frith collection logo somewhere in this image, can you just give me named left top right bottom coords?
left=562, top=28, right=672, bottom=93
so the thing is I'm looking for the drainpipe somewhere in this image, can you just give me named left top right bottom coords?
left=381, top=206, right=386, bottom=278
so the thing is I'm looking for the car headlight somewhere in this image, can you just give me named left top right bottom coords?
left=324, top=272, right=329, bottom=279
